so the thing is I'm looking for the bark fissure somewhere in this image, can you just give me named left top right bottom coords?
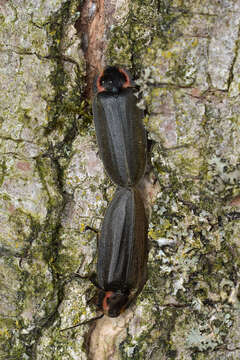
left=75, top=0, right=105, bottom=96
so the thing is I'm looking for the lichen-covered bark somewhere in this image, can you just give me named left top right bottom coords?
left=0, top=0, right=240, bottom=359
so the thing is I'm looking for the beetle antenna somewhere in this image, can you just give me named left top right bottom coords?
left=60, top=313, right=104, bottom=332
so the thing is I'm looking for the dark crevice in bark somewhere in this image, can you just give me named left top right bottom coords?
left=18, top=2, right=86, bottom=358
left=25, top=157, right=65, bottom=358
left=23, top=2, right=105, bottom=357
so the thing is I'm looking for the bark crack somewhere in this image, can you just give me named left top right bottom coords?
left=227, top=23, right=240, bottom=91
left=75, top=0, right=106, bottom=97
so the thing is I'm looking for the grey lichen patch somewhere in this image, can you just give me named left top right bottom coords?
left=0, top=200, right=32, bottom=253
left=202, top=349, right=240, bottom=360
left=143, top=87, right=206, bottom=148
left=0, top=0, right=49, bottom=56
left=0, top=50, right=54, bottom=153
left=172, top=307, right=233, bottom=353
left=145, top=88, right=177, bottom=147
left=0, top=259, right=22, bottom=319
left=173, top=90, right=206, bottom=145
left=176, top=0, right=240, bottom=15
left=203, top=97, right=240, bottom=166
left=208, top=12, right=240, bottom=90
left=20, top=256, right=57, bottom=326
left=1, top=156, right=49, bottom=222
left=0, top=138, right=18, bottom=158
left=63, top=135, right=104, bottom=194
left=142, top=37, right=207, bottom=88
left=141, top=147, right=240, bottom=356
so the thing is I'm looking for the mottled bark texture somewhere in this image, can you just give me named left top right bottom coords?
left=0, top=0, right=240, bottom=359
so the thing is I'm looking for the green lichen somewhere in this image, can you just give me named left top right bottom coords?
left=107, top=0, right=183, bottom=73
left=120, top=306, right=180, bottom=359
left=36, top=157, right=63, bottom=208
left=0, top=1, right=89, bottom=358
left=45, top=0, right=87, bottom=140
left=0, top=158, right=6, bottom=187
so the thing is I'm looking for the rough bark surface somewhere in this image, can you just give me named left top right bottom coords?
left=0, top=0, right=240, bottom=359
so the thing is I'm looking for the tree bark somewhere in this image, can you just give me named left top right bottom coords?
left=0, top=0, right=240, bottom=359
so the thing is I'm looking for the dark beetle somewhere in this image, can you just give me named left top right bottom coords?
left=96, top=187, right=148, bottom=317
left=60, top=188, right=148, bottom=331
left=92, top=66, right=147, bottom=187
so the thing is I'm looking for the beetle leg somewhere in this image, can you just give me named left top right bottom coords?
left=85, top=225, right=100, bottom=248
left=85, top=225, right=98, bottom=234
left=73, top=272, right=100, bottom=289
left=89, top=273, right=101, bottom=288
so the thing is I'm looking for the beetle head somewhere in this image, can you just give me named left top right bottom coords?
left=96, top=66, right=131, bottom=94
left=98, top=290, right=129, bottom=317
